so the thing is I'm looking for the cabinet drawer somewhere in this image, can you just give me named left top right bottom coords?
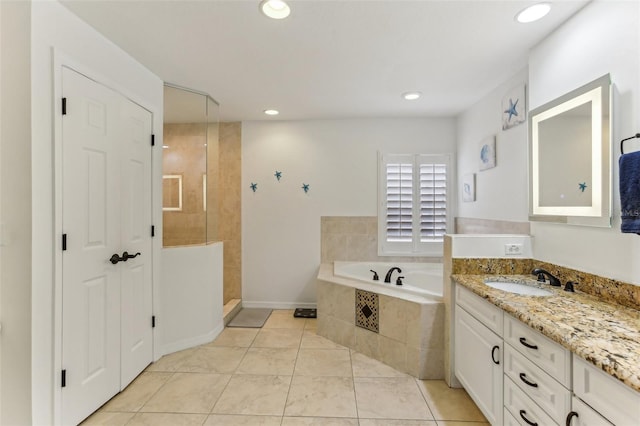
left=568, top=396, right=613, bottom=426
left=573, top=355, right=640, bottom=426
left=504, top=376, right=558, bottom=426
left=456, top=284, right=503, bottom=336
left=504, top=406, right=522, bottom=426
left=504, top=314, right=571, bottom=386
left=504, top=344, right=570, bottom=420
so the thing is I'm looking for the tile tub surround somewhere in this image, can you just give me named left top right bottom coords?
left=320, top=216, right=441, bottom=263
left=316, top=265, right=445, bottom=379
left=452, top=274, right=640, bottom=393
left=454, top=217, right=530, bottom=235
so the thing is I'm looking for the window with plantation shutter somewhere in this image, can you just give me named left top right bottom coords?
left=378, top=153, right=452, bottom=256
left=385, top=162, right=413, bottom=242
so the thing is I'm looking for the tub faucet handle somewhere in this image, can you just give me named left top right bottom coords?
left=396, top=276, right=404, bottom=286
left=370, top=270, right=379, bottom=281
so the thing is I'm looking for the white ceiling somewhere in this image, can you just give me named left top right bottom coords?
left=61, top=0, right=590, bottom=122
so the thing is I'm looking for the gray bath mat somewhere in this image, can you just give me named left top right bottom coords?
left=227, top=308, right=272, bottom=328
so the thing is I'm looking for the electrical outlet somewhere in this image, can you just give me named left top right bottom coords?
left=504, top=243, right=523, bottom=255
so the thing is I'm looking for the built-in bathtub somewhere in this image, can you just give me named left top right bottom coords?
left=333, top=261, right=443, bottom=300
left=316, top=261, right=444, bottom=379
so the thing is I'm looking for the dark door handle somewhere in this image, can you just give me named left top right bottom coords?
left=566, top=411, right=579, bottom=426
left=109, top=251, right=141, bottom=264
left=519, top=337, right=539, bottom=350
left=519, top=410, right=538, bottom=426
left=491, top=345, right=500, bottom=364
left=519, top=372, right=539, bottom=388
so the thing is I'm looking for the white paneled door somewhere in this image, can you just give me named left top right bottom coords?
left=61, top=67, right=153, bottom=426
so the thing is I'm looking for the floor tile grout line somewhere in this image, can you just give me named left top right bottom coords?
left=348, top=347, right=361, bottom=421
left=279, top=319, right=304, bottom=418
left=208, top=332, right=256, bottom=416
left=413, top=377, right=437, bottom=422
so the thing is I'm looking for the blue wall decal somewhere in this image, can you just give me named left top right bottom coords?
left=250, top=182, right=258, bottom=192
left=274, top=170, right=282, bottom=181
left=302, top=183, right=310, bottom=193
left=579, top=182, right=587, bottom=192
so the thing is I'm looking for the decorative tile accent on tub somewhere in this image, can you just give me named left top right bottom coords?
left=355, top=289, right=379, bottom=333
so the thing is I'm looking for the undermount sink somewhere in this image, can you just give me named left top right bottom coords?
left=484, top=281, right=553, bottom=296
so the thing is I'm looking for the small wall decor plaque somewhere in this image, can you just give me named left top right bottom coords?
left=502, top=84, right=526, bottom=130
left=462, top=173, right=476, bottom=202
left=479, top=136, right=496, bottom=171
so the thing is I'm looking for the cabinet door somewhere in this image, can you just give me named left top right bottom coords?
left=455, top=305, right=503, bottom=425
left=573, top=355, right=640, bottom=425
left=567, top=397, right=613, bottom=426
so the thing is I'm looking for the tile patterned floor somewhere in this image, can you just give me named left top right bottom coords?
left=82, top=310, right=488, bottom=426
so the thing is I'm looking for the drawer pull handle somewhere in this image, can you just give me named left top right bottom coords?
left=519, top=337, right=538, bottom=350
left=491, top=345, right=500, bottom=365
left=519, top=372, right=539, bottom=388
left=519, top=409, right=538, bottom=426
left=566, top=411, right=579, bottom=426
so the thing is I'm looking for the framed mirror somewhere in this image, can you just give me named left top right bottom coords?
left=529, top=74, right=611, bottom=227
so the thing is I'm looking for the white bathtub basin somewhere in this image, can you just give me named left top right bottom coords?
left=484, top=281, right=553, bottom=297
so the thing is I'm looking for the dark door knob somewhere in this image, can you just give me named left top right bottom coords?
left=109, top=251, right=141, bottom=264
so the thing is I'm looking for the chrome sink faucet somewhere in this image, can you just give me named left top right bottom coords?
left=384, top=267, right=402, bottom=283
left=531, top=268, right=561, bottom=287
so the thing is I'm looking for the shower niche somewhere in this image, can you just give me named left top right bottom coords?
left=163, top=84, right=220, bottom=246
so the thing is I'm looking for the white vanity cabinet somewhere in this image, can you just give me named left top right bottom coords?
left=454, top=285, right=504, bottom=425
left=453, top=282, right=640, bottom=426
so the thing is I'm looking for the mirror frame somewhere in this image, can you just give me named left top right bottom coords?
left=528, top=74, right=612, bottom=227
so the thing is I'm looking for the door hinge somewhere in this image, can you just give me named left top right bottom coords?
left=62, top=98, right=67, bottom=115
left=151, top=134, right=155, bottom=146
left=61, top=369, right=66, bottom=388
left=151, top=225, right=155, bottom=237
left=152, top=316, right=156, bottom=328
left=62, top=234, right=67, bottom=251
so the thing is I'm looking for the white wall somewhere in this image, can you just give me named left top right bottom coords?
left=0, top=2, right=32, bottom=424
left=31, top=2, right=164, bottom=423
left=242, top=118, right=456, bottom=308
left=456, top=68, right=529, bottom=222
left=455, top=1, right=640, bottom=286
left=528, top=0, right=640, bottom=285
left=160, top=243, right=224, bottom=354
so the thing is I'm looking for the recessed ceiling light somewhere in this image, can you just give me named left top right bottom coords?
left=264, top=109, right=280, bottom=116
left=402, top=92, right=422, bottom=101
left=516, top=3, right=551, bottom=23
left=162, top=145, right=169, bottom=149
left=260, top=0, right=291, bottom=19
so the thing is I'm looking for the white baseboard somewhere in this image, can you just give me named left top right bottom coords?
left=241, top=301, right=317, bottom=310
left=160, top=322, right=224, bottom=356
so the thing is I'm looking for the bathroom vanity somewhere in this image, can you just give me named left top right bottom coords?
left=452, top=276, right=639, bottom=426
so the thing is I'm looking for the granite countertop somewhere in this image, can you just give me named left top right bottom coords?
left=452, top=274, right=640, bottom=393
